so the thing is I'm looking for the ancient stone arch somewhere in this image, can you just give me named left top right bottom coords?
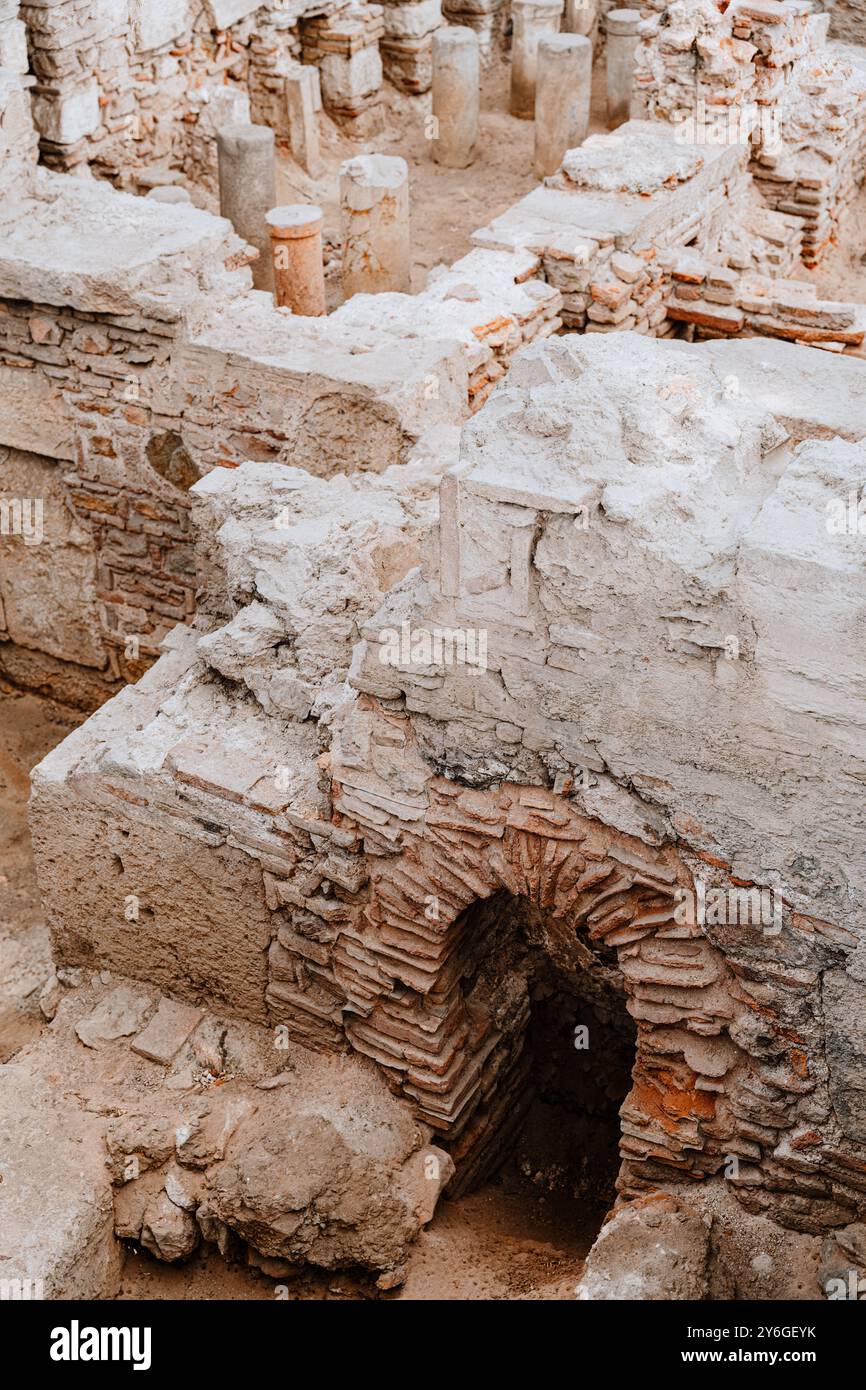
left=311, top=690, right=858, bottom=1231
left=326, top=763, right=744, bottom=1196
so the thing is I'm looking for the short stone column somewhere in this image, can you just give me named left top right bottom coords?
left=216, top=122, right=277, bottom=293
left=534, top=34, right=592, bottom=178
left=339, top=154, right=411, bottom=298
left=605, top=8, right=640, bottom=129
left=431, top=27, right=480, bottom=169
left=510, top=0, right=564, bottom=120
left=563, top=0, right=596, bottom=36
left=266, top=205, right=327, bottom=317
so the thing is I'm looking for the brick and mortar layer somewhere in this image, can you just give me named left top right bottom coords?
left=27, top=329, right=866, bottom=1237
left=2, top=64, right=865, bottom=705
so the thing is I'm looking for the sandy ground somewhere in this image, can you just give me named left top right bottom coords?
left=805, top=184, right=866, bottom=304
left=0, top=686, right=600, bottom=1302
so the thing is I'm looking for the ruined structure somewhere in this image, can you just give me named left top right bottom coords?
left=2, top=0, right=866, bottom=1303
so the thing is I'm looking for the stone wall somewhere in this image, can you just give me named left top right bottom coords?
left=0, top=141, right=255, bottom=699
left=29, top=330, right=866, bottom=1233
left=18, top=0, right=382, bottom=183
left=473, top=122, right=864, bottom=351
left=634, top=0, right=866, bottom=268
left=3, top=92, right=864, bottom=704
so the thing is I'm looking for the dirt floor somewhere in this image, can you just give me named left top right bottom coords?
left=805, top=183, right=866, bottom=305
left=118, top=1177, right=602, bottom=1301
left=0, top=683, right=603, bottom=1301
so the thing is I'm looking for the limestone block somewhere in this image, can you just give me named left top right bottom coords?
left=140, top=1190, right=199, bottom=1261
left=0, top=72, right=39, bottom=170
left=31, top=80, right=100, bottom=146
left=209, top=1053, right=445, bottom=1272
left=192, top=82, right=251, bottom=137
left=576, top=1197, right=713, bottom=1300
left=382, top=0, right=442, bottom=36
left=0, top=175, right=251, bottom=317
left=320, top=45, right=383, bottom=109
left=76, top=987, right=153, bottom=1049
left=131, top=997, right=204, bottom=1064
left=0, top=17, right=28, bottom=73
left=129, top=0, right=190, bottom=52
left=203, top=0, right=261, bottom=28
left=0, top=364, right=75, bottom=460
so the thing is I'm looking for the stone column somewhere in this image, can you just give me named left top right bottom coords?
left=431, top=27, right=480, bottom=169
left=605, top=8, right=640, bottom=129
left=266, top=205, right=327, bottom=317
left=339, top=154, right=411, bottom=298
left=510, top=0, right=564, bottom=120
left=286, top=68, right=323, bottom=178
left=216, top=123, right=277, bottom=293
left=534, top=34, right=592, bottom=178
left=563, top=0, right=596, bottom=35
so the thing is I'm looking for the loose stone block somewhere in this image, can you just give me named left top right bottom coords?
left=266, top=204, right=327, bottom=318
left=431, top=26, right=480, bottom=169
left=605, top=8, right=641, bottom=129
left=216, top=122, right=277, bottom=293
left=510, top=0, right=564, bottom=120
left=340, top=153, right=412, bottom=298
left=132, top=997, right=204, bottom=1065
left=534, top=34, right=592, bottom=178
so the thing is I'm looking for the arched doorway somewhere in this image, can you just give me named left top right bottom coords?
left=444, top=890, right=637, bottom=1244
left=339, top=774, right=745, bottom=1217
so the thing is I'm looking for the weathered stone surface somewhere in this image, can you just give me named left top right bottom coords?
left=140, top=1189, right=200, bottom=1262
left=75, top=987, right=152, bottom=1049
left=576, top=1195, right=714, bottom=1300
left=208, top=1055, right=445, bottom=1271
left=823, top=971, right=866, bottom=1144
left=132, top=997, right=203, bottom=1065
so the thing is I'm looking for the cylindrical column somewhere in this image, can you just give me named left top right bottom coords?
left=534, top=34, right=592, bottom=177
left=266, top=205, right=326, bottom=317
left=339, top=154, right=411, bottom=298
left=605, top=8, right=640, bottom=129
left=510, top=0, right=564, bottom=121
left=216, top=123, right=277, bottom=292
left=564, top=0, right=596, bottom=36
left=431, top=27, right=480, bottom=169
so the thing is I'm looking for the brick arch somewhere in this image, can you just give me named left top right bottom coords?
left=333, top=775, right=749, bottom=1194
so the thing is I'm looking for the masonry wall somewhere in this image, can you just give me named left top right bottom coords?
left=3, top=98, right=864, bottom=705
left=28, top=329, right=866, bottom=1233
left=634, top=0, right=866, bottom=269
left=17, top=0, right=392, bottom=183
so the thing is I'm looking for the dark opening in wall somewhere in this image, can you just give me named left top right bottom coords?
left=448, top=892, right=636, bottom=1218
